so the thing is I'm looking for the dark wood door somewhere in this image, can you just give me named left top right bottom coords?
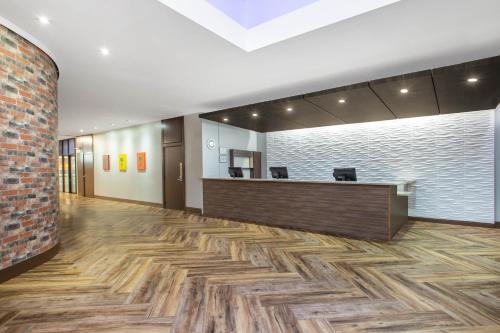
left=77, top=151, right=84, bottom=196
left=76, top=135, right=94, bottom=197
left=164, top=145, right=185, bottom=210
left=83, top=151, right=94, bottom=197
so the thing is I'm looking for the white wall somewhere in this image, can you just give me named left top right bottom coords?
left=267, top=110, right=495, bottom=224
left=496, top=105, right=500, bottom=222
left=93, top=122, right=163, bottom=204
left=202, top=120, right=223, bottom=178
left=184, top=114, right=203, bottom=209
left=202, top=119, right=267, bottom=179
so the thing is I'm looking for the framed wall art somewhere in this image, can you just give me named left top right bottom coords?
left=102, top=154, right=110, bottom=171
left=137, top=152, right=146, bottom=171
left=118, top=153, right=127, bottom=172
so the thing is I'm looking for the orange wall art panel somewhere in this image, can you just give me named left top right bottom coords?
left=137, top=152, right=146, bottom=171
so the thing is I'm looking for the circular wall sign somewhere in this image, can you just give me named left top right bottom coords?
left=207, top=139, right=216, bottom=150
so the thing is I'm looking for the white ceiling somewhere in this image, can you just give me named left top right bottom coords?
left=0, top=0, right=500, bottom=137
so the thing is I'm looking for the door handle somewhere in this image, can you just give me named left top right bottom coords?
left=177, top=162, right=183, bottom=182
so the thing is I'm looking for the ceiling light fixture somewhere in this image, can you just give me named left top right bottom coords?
left=38, top=15, right=50, bottom=25
left=252, top=113, right=258, bottom=117
left=79, top=129, right=84, bottom=133
left=400, top=88, right=409, bottom=94
left=93, top=126, right=98, bottom=130
left=223, top=117, right=229, bottom=122
left=100, top=47, right=110, bottom=56
left=338, top=99, right=346, bottom=104
left=286, top=107, right=293, bottom=112
left=111, top=123, right=115, bottom=127
left=467, top=77, right=478, bottom=83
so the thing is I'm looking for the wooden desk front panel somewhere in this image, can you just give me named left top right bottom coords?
left=203, top=180, right=393, bottom=240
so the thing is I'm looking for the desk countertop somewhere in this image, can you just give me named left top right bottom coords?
left=202, top=177, right=412, bottom=187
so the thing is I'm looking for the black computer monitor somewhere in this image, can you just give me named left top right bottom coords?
left=228, top=167, right=243, bottom=178
left=333, top=168, right=357, bottom=181
left=270, top=167, right=289, bottom=179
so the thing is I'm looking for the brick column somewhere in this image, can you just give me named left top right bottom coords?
left=0, top=24, right=59, bottom=271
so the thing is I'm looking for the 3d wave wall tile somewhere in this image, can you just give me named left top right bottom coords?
left=0, top=24, right=59, bottom=270
left=266, top=110, right=495, bottom=223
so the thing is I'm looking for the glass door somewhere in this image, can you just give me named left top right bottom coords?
left=58, top=156, right=64, bottom=192
left=59, top=138, right=78, bottom=194
left=70, top=155, right=77, bottom=193
left=63, top=156, right=70, bottom=192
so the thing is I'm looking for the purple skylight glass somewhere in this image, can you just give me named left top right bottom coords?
left=206, top=0, right=320, bottom=29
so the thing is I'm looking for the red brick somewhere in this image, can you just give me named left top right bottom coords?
left=0, top=25, right=59, bottom=270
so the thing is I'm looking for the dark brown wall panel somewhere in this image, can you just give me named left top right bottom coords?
left=162, top=117, right=184, bottom=145
left=370, top=71, right=440, bottom=118
left=305, top=83, right=396, bottom=124
left=433, top=56, right=500, bottom=113
left=199, top=55, right=500, bottom=133
left=265, top=97, right=344, bottom=128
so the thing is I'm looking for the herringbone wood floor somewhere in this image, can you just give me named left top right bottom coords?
left=1, top=194, right=499, bottom=333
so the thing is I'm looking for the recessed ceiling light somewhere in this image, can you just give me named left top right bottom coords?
left=100, top=47, right=110, bottom=56
left=38, top=16, right=50, bottom=25
left=400, top=88, right=409, bottom=94
left=223, top=117, right=229, bottom=122
left=79, top=129, right=84, bottom=133
left=286, top=107, right=293, bottom=112
left=467, top=77, right=478, bottom=83
left=252, top=113, right=258, bottom=117
left=338, top=99, right=346, bottom=104
left=93, top=126, right=98, bottom=130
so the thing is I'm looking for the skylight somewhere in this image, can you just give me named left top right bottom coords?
left=157, top=0, right=401, bottom=52
left=206, top=0, right=320, bottom=29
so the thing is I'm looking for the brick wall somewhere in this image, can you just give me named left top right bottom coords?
left=0, top=24, right=59, bottom=270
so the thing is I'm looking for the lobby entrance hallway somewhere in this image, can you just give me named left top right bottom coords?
left=0, top=195, right=499, bottom=333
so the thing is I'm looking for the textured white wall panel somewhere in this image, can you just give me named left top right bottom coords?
left=266, top=110, right=495, bottom=223
left=496, top=106, right=500, bottom=221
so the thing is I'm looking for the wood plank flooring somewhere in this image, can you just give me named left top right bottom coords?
left=0, top=194, right=499, bottom=332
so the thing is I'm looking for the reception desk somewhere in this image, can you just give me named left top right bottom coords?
left=202, top=178, right=408, bottom=241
